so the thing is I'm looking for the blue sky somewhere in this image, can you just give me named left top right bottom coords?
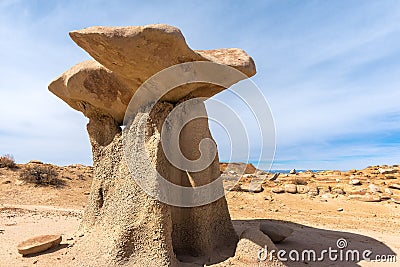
left=0, top=0, right=400, bottom=170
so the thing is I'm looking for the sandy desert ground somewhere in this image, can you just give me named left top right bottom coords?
left=0, top=161, right=399, bottom=266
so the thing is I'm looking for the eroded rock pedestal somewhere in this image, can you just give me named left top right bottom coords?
left=49, top=24, right=256, bottom=266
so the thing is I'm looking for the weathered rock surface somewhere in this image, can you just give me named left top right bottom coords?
left=308, top=186, right=319, bottom=196
left=17, top=235, right=62, bottom=255
left=349, top=179, right=361, bottom=185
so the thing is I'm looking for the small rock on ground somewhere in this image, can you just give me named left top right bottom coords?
left=349, top=179, right=361, bottom=185
left=297, top=185, right=309, bottom=194
left=368, top=184, right=381, bottom=193
left=284, top=184, right=297, bottom=194
left=259, top=221, right=294, bottom=243
left=17, top=235, right=62, bottom=256
left=271, top=187, right=284, bottom=193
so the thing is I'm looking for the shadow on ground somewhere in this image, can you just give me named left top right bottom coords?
left=233, top=219, right=397, bottom=266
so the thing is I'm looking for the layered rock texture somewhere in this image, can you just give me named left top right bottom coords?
left=49, top=24, right=256, bottom=266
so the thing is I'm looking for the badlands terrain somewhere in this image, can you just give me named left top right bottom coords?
left=0, top=161, right=399, bottom=266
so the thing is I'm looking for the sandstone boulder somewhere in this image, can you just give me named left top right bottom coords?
left=233, top=228, right=284, bottom=266
left=318, top=186, right=331, bottom=194
left=332, top=187, right=345, bottom=195
left=28, top=160, right=43, bottom=164
left=17, top=235, right=62, bottom=256
left=308, top=186, right=319, bottom=196
left=284, top=184, right=297, bottom=194
left=272, top=187, right=284, bottom=193
left=69, top=25, right=255, bottom=81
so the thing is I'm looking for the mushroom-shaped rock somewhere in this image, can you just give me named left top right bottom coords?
left=49, top=24, right=257, bottom=266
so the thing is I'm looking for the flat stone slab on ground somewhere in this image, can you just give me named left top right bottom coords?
left=17, top=235, right=62, bottom=256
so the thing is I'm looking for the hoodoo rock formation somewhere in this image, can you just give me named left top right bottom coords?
left=49, top=24, right=256, bottom=266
